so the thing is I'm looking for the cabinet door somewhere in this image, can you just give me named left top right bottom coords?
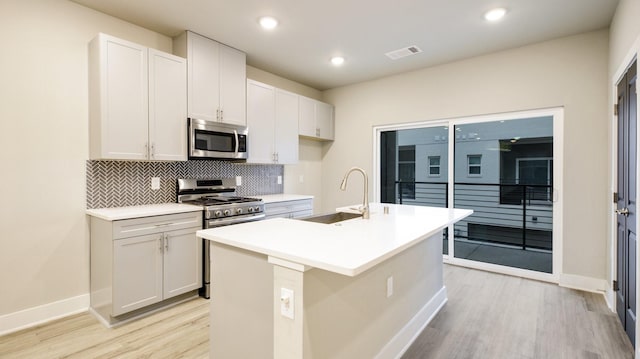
left=298, top=96, right=316, bottom=138
left=90, top=34, right=148, bottom=160
left=315, top=101, right=334, bottom=140
left=275, top=89, right=299, bottom=164
left=113, top=234, right=163, bottom=316
left=163, top=228, right=202, bottom=299
left=219, top=44, right=247, bottom=126
left=246, top=80, right=275, bottom=163
left=187, top=31, right=220, bottom=122
left=148, top=49, right=187, bottom=161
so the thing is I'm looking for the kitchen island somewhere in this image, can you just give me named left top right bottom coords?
left=198, top=203, right=472, bottom=359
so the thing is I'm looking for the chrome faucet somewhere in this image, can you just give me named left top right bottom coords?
left=340, top=167, right=370, bottom=219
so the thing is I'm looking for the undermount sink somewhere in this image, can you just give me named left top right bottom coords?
left=298, top=211, right=362, bottom=224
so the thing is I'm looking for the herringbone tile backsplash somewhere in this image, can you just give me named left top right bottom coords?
left=86, top=160, right=283, bottom=209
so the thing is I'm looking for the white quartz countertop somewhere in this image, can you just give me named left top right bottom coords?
left=86, top=203, right=203, bottom=221
left=198, top=203, right=472, bottom=276
left=259, top=194, right=314, bottom=203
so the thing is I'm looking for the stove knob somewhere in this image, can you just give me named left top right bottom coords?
left=214, top=210, right=222, bottom=218
left=248, top=207, right=254, bottom=213
left=223, top=209, right=231, bottom=216
left=254, top=206, right=261, bottom=212
left=236, top=208, right=243, bottom=214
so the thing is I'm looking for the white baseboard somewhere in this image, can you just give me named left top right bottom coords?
left=559, top=273, right=607, bottom=293
left=375, top=286, right=448, bottom=359
left=604, top=288, right=615, bottom=312
left=0, top=294, right=89, bottom=336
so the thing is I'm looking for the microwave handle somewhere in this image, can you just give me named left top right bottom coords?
left=233, top=129, right=239, bottom=156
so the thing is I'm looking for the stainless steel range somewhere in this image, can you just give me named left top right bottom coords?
left=177, top=178, right=265, bottom=298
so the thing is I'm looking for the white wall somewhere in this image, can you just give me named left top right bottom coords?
left=0, top=0, right=172, bottom=320
left=322, top=30, right=609, bottom=282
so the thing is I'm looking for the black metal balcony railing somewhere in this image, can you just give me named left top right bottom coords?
left=392, top=181, right=553, bottom=251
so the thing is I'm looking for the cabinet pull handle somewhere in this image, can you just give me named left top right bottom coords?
left=315, top=128, right=320, bottom=137
left=150, top=143, right=155, bottom=159
left=154, top=222, right=173, bottom=227
left=164, top=233, right=169, bottom=251
left=220, top=106, right=224, bottom=120
left=216, top=108, right=220, bottom=121
left=158, top=236, right=163, bottom=252
left=144, top=142, right=149, bottom=159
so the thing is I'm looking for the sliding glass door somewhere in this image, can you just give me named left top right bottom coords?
left=377, top=109, right=561, bottom=278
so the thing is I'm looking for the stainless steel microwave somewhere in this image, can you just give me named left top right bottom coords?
left=188, top=118, right=248, bottom=160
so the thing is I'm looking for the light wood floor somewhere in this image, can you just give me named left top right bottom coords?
left=403, top=265, right=635, bottom=359
left=0, top=265, right=634, bottom=358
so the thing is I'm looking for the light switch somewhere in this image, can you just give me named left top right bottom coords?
left=277, top=175, right=282, bottom=185
left=235, top=176, right=242, bottom=186
left=280, top=288, right=294, bottom=319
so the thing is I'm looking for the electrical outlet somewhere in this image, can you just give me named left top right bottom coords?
left=277, top=175, right=282, bottom=185
left=280, top=288, right=294, bottom=319
left=387, top=276, right=394, bottom=298
left=235, top=176, right=242, bottom=186
left=151, top=177, right=160, bottom=190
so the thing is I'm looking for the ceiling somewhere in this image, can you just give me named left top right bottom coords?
left=71, top=0, right=619, bottom=91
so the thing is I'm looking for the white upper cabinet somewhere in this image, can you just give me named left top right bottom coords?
left=315, top=101, right=334, bottom=141
left=89, top=33, right=187, bottom=161
left=148, top=49, right=187, bottom=161
left=298, top=96, right=334, bottom=141
left=274, top=88, right=299, bottom=164
left=218, top=45, right=247, bottom=126
left=246, top=80, right=298, bottom=164
left=246, top=80, right=275, bottom=163
left=175, top=31, right=246, bottom=126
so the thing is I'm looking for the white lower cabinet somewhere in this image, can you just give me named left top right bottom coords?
left=113, top=233, right=164, bottom=315
left=90, top=211, right=202, bottom=322
left=264, top=198, right=313, bottom=219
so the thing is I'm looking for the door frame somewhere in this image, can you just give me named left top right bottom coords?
left=611, top=39, right=640, bottom=353
left=372, top=107, right=564, bottom=284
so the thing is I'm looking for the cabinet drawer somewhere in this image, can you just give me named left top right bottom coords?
left=264, top=199, right=313, bottom=216
left=113, top=212, right=202, bottom=239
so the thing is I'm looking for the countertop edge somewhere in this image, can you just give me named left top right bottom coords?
left=86, top=203, right=203, bottom=221
left=259, top=194, right=314, bottom=204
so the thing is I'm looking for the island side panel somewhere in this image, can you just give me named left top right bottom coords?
left=302, top=231, right=444, bottom=359
left=210, top=242, right=274, bottom=358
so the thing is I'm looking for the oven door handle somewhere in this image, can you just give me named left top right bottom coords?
left=233, top=129, right=239, bottom=156
left=206, top=213, right=266, bottom=228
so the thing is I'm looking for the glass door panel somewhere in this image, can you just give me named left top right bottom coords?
left=379, top=126, right=450, bottom=254
left=453, top=116, right=554, bottom=273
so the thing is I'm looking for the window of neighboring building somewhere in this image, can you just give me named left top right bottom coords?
left=428, top=156, right=441, bottom=176
left=398, top=146, right=416, bottom=199
left=467, top=155, right=482, bottom=176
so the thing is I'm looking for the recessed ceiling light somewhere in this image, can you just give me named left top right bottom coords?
left=331, top=56, right=345, bottom=66
left=484, top=8, right=506, bottom=22
left=259, top=16, right=278, bottom=30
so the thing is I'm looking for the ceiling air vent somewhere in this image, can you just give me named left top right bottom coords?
left=385, top=45, right=422, bottom=60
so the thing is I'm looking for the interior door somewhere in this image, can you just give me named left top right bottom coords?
left=616, top=59, right=637, bottom=347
